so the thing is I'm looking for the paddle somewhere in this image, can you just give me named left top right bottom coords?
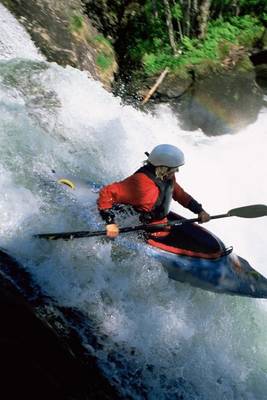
left=34, top=204, right=267, bottom=241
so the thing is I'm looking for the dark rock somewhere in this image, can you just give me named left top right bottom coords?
left=250, top=50, right=267, bottom=66
left=155, top=73, right=193, bottom=100
left=254, top=64, right=267, bottom=92
left=175, top=71, right=263, bottom=135
left=0, top=249, right=120, bottom=400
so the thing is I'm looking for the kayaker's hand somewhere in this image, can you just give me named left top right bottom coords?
left=106, top=223, right=119, bottom=238
left=198, top=210, right=210, bottom=223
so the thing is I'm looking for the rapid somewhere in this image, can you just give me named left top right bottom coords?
left=1, top=3, right=267, bottom=399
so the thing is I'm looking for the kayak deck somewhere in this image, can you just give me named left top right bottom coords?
left=129, top=213, right=266, bottom=298
left=148, top=212, right=226, bottom=259
left=146, top=239, right=267, bottom=298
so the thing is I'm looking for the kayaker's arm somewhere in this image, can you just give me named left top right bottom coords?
left=97, top=174, right=158, bottom=211
left=97, top=174, right=159, bottom=238
left=97, top=182, right=123, bottom=237
left=186, top=197, right=203, bottom=214
left=172, top=181, right=210, bottom=222
left=172, top=181, right=202, bottom=211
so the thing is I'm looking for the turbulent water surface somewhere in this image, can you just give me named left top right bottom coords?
left=1, top=4, right=267, bottom=400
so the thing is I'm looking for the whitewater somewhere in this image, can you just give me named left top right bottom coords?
left=0, top=3, right=267, bottom=399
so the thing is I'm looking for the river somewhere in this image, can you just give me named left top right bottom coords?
left=1, top=3, right=267, bottom=399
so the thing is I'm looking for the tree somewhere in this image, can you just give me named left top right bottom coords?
left=171, top=1, right=184, bottom=41
left=163, top=0, right=179, bottom=54
left=197, top=0, right=211, bottom=39
left=185, top=0, right=192, bottom=36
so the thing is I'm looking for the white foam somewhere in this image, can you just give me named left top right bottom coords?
left=0, top=3, right=44, bottom=61
left=0, top=10, right=267, bottom=397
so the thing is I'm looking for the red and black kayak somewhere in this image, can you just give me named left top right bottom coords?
left=141, top=211, right=267, bottom=298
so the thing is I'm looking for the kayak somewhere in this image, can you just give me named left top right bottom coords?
left=52, top=173, right=267, bottom=299
left=142, top=227, right=267, bottom=298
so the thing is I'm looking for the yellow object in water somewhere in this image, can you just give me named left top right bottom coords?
left=57, top=178, right=75, bottom=189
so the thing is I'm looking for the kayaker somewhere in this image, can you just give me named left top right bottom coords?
left=97, top=144, right=210, bottom=238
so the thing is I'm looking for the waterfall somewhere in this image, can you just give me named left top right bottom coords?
left=0, top=4, right=267, bottom=399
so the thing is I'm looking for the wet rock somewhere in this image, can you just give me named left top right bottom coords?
left=254, top=64, right=267, bottom=93
left=250, top=50, right=267, bottom=66
left=153, top=72, right=193, bottom=100
left=1, top=0, right=117, bottom=89
left=0, top=249, right=120, bottom=400
left=174, top=71, right=263, bottom=135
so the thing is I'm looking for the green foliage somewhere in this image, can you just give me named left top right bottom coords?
left=228, top=15, right=264, bottom=46
left=207, top=19, right=239, bottom=44
left=88, top=33, right=115, bottom=72
left=235, top=55, right=254, bottom=72
left=238, top=0, right=267, bottom=13
left=181, top=36, right=198, bottom=52
left=106, top=0, right=266, bottom=79
left=171, top=4, right=183, bottom=20
left=127, top=1, right=169, bottom=62
left=69, top=13, right=84, bottom=33
left=93, top=34, right=112, bottom=47
left=142, top=51, right=175, bottom=75
left=84, top=0, right=266, bottom=80
left=139, top=12, right=263, bottom=77
left=96, top=52, right=113, bottom=71
left=211, top=0, right=267, bottom=18
left=92, top=34, right=115, bottom=72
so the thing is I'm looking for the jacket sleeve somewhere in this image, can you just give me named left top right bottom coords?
left=173, top=180, right=203, bottom=214
left=97, top=173, right=159, bottom=223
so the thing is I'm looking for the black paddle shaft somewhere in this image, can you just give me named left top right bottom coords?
left=35, top=213, right=230, bottom=240
left=35, top=204, right=267, bottom=241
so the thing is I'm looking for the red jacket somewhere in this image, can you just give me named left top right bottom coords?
left=97, top=172, right=194, bottom=214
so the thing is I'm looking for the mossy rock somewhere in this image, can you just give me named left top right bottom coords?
left=1, top=0, right=117, bottom=89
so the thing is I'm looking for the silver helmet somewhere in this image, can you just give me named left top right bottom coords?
left=148, top=144, right=185, bottom=168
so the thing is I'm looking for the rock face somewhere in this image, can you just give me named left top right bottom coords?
left=254, top=64, right=267, bottom=93
left=0, top=248, right=120, bottom=400
left=137, top=64, right=263, bottom=135
left=153, top=72, right=193, bottom=101
left=250, top=48, right=267, bottom=94
left=176, top=70, right=263, bottom=135
left=1, top=0, right=117, bottom=89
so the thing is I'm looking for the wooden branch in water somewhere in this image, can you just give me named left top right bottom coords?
left=141, top=67, right=169, bottom=105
